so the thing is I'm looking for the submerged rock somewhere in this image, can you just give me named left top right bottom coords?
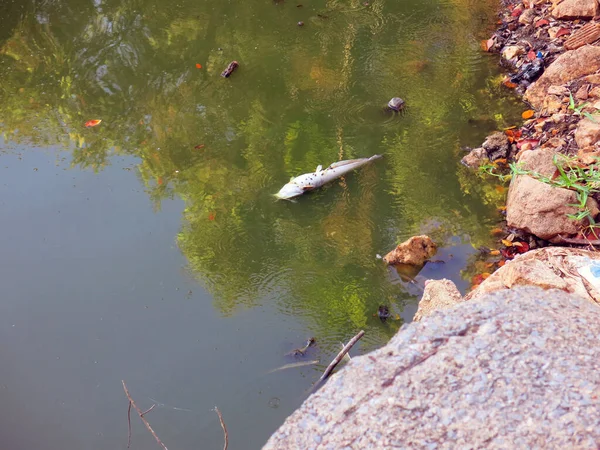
left=460, top=147, right=488, bottom=168
left=413, top=279, right=463, bottom=322
left=263, top=287, right=600, bottom=449
left=383, top=235, right=437, bottom=266
left=387, top=97, right=405, bottom=112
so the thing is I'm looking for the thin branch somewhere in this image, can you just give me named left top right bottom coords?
left=555, top=235, right=600, bottom=246
left=122, top=380, right=168, bottom=450
left=214, top=407, right=228, bottom=450
left=313, top=330, right=365, bottom=391
left=141, top=404, right=156, bottom=417
left=127, top=401, right=132, bottom=449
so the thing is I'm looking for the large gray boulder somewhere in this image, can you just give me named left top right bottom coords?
left=263, top=287, right=600, bottom=449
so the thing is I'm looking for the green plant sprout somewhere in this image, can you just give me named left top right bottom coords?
left=569, top=92, right=599, bottom=123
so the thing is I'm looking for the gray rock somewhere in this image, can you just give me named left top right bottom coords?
left=482, top=132, right=509, bottom=161
left=263, top=287, right=600, bottom=449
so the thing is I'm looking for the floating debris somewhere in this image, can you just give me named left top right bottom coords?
left=221, top=61, right=239, bottom=78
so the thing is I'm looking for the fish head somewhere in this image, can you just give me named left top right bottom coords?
left=274, top=182, right=304, bottom=200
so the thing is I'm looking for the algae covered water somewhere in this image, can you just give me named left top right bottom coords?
left=0, top=0, right=521, bottom=448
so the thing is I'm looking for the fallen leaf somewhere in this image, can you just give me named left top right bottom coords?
left=494, top=158, right=508, bottom=165
left=516, top=138, right=540, bottom=149
left=481, top=272, right=491, bottom=279
left=481, top=38, right=495, bottom=51
left=511, top=7, right=523, bottom=16
left=485, top=262, right=495, bottom=268
left=527, top=50, right=536, bottom=60
left=157, top=177, right=163, bottom=186
left=472, top=274, right=485, bottom=285
left=208, top=212, right=216, bottom=221
left=489, top=249, right=501, bottom=256
left=555, top=27, right=571, bottom=38
left=196, top=63, right=203, bottom=69
left=498, top=206, right=507, bottom=211
left=503, top=80, right=518, bottom=89
left=497, top=260, right=506, bottom=267
left=495, top=185, right=505, bottom=193
left=514, top=241, right=530, bottom=253
left=501, top=239, right=513, bottom=247
left=194, top=144, right=205, bottom=149
left=535, top=19, right=549, bottom=27
left=490, top=228, right=504, bottom=235
left=85, top=119, right=102, bottom=127
left=522, top=109, right=535, bottom=119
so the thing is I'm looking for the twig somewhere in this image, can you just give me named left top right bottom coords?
left=555, top=235, right=600, bottom=246
left=127, top=401, right=132, bottom=448
left=313, top=330, right=364, bottom=391
left=122, top=380, right=168, bottom=450
left=214, top=407, right=228, bottom=450
left=141, top=404, right=156, bottom=416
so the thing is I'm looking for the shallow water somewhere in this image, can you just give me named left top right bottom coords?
left=0, top=0, right=521, bottom=448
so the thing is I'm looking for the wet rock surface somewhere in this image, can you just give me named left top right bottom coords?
left=383, top=235, right=437, bottom=266
left=263, top=287, right=600, bottom=449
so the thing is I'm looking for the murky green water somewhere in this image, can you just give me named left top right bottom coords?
left=0, top=0, right=521, bottom=448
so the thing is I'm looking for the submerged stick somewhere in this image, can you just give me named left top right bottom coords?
left=268, top=359, right=319, bottom=374
left=214, top=407, right=229, bottom=450
left=122, top=380, right=168, bottom=450
left=313, top=330, right=364, bottom=391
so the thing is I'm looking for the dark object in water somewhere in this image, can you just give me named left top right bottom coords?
left=510, top=58, right=544, bottom=84
left=221, top=61, right=239, bottom=78
left=387, top=97, right=405, bottom=112
left=298, top=21, right=304, bottom=26
left=378, top=305, right=392, bottom=323
left=286, top=337, right=316, bottom=357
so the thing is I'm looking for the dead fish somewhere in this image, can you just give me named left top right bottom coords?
left=274, top=154, right=383, bottom=200
left=267, top=359, right=320, bottom=373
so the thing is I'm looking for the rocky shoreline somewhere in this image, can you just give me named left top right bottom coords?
left=465, top=0, right=600, bottom=246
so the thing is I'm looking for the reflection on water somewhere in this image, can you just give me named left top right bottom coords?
left=0, top=0, right=521, bottom=448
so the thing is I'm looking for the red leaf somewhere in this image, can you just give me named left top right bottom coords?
left=472, top=274, right=485, bottom=285
left=85, top=119, right=102, bottom=127
left=535, top=19, right=549, bottom=27
left=208, top=212, right=216, bottom=221
left=516, top=138, right=539, bottom=149
left=196, top=63, right=202, bottom=69
left=194, top=144, right=205, bottom=149
left=555, top=27, right=571, bottom=38
left=511, top=8, right=523, bottom=17
left=503, top=80, right=518, bottom=89
left=527, top=50, right=536, bottom=60
left=513, top=241, right=530, bottom=253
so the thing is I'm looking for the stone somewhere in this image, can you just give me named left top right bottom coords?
left=482, top=131, right=509, bottom=161
left=519, top=7, right=537, bottom=24
left=542, top=94, right=564, bottom=114
left=263, top=287, right=600, bottom=449
left=547, top=85, right=569, bottom=96
left=589, top=86, right=600, bottom=98
left=465, top=247, right=600, bottom=304
left=383, top=235, right=437, bottom=266
left=412, top=279, right=463, bottom=322
left=575, top=118, right=600, bottom=148
left=502, top=45, right=524, bottom=60
left=506, top=148, right=599, bottom=240
left=577, top=146, right=600, bottom=165
left=460, top=147, right=488, bottom=168
left=565, top=22, right=600, bottom=50
left=553, top=0, right=599, bottom=19
left=576, top=84, right=590, bottom=101
left=524, top=45, right=600, bottom=110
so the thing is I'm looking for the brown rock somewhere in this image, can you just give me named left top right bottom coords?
left=506, top=148, right=598, bottom=240
left=589, top=86, right=600, bottom=98
left=575, top=118, right=600, bottom=148
left=519, top=8, right=537, bottom=24
left=525, top=45, right=600, bottom=109
left=547, top=85, right=569, bottom=96
left=576, top=84, right=590, bottom=100
left=502, top=45, right=525, bottom=60
left=465, top=247, right=600, bottom=304
left=552, top=0, right=598, bottom=19
left=461, top=147, right=488, bottom=168
left=577, top=146, right=600, bottom=164
left=413, top=279, right=464, bottom=322
left=584, top=74, right=600, bottom=84
left=383, top=235, right=437, bottom=266
left=564, top=22, right=600, bottom=50
left=542, top=94, right=564, bottom=114
left=482, top=132, right=510, bottom=160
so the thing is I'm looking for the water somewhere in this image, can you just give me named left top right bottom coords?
left=0, top=0, right=521, bottom=448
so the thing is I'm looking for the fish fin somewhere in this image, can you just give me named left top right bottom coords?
left=315, top=165, right=323, bottom=172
